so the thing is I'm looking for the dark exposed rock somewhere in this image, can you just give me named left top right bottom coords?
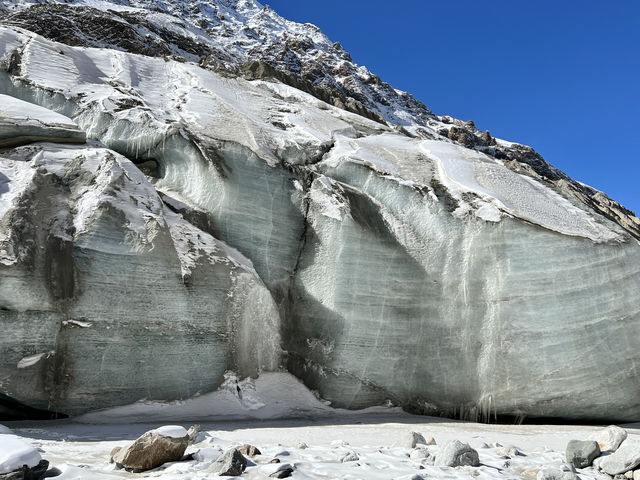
left=0, top=460, right=49, bottom=480
left=270, top=467, right=293, bottom=478
left=0, top=5, right=173, bottom=57
left=241, top=60, right=387, bottom=125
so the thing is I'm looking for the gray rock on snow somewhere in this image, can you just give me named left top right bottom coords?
left=588, top=425, right=628, bottom=452
left=209, top=448, right=247, bottom=477
left=402, top=431, right=427, bottom=449
left=434, top=440, right=479, bottom=467
left=598, top=440, right=640, bottom=476
left=565, top=439, right=600, bottom=468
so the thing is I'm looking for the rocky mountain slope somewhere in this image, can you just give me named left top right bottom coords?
left=0, top=0, right=639, bottom=421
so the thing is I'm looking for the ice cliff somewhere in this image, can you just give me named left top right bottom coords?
left=0, top=0, right=639, bottom=422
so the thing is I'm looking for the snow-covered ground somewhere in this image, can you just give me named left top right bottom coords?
left=2, top=414, right=638, bottom=479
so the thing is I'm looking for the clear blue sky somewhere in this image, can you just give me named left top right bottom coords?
left=267, top=0, right=640, bottom=215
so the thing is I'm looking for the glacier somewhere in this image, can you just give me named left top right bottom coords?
left=0, top=0, right=639, bottom=422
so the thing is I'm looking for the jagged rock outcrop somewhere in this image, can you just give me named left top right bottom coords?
left=0, top=0, right=638, bottom=422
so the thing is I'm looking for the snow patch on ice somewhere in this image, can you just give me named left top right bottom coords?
left=76, top=372, right=399, bottom=423
left=17, top=352, right=49, bottom=368
left=422, top=140, right=623, bottom=242
left=309, top=175, right=350, bottom=221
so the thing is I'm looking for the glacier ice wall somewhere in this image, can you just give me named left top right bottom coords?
left=0, top=138, right=280, bottom=415
left=0, top=26, right=639, bottom=421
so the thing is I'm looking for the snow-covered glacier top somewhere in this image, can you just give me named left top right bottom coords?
left=0, top=0, right=436, bottom=128
left=2, top=0, right=637, bottom=241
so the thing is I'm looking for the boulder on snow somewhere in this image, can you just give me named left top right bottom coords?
left=209, top=448, right=247, bottom=476
left=565, top=439, right=600, bottom=468
left=112, top=426, right=191, bottom=472
left=434, top=440, right=479, bottom=467
left=588, top=425, right=628, bottom=452
left=598, top=440, right=640, bottom=476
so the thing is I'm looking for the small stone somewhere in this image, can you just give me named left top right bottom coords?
left=588, top=425, right=628, bottom=452
left=565, top=440, right=600, bottom=468
left=434, top=440, right=479, bottom=467
left=186, top=425, right=202, bottom=445
left=270, top=467, right=293, bottom=478
left=536, top=467, right=579, bottom=480
left=496, top=445, right=522, bottom=457
left=410, top=448, right=430, bottom=460
left=625, top=471, right=634, bottom=479
left=521, top=467, right=540, bottom=478
left=341, top=452, right=359, bottom=463
left=633, top=470, right=640, bottom=480
left=599, top=440, right=640, bottom=475
left=262, top=463, right=294, bottom=478
left=210, top=448, right=247, bottom=477
left=269, top=458, right=281, bottom=464
left=109, top=446, right=121, bottom=463
left=402, top=431, right=427, bottom=449
left=425, top=437, right=437, bottom=446
left=296, top=443, right=308, bottom=450
left=236, top=444, right=261, bottom=457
